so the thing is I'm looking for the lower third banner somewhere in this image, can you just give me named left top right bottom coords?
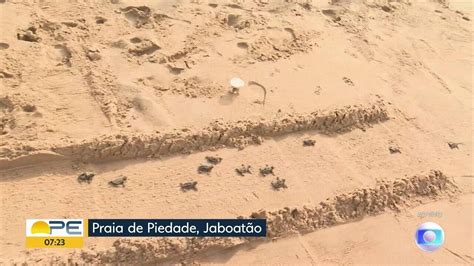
left=88, top=219, right=266, bottom=237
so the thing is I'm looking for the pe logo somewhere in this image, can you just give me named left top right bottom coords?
left=26, top=219, right=85, bottom=248
left=415, top=222, right=444, bottom=252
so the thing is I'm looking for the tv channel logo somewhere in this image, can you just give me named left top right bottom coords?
left=415, top=222, right=444, bottom=252
left=26, top=219, right=85, bottom=248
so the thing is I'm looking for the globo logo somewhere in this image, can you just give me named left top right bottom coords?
left=415, top=222, right=444, bottom=252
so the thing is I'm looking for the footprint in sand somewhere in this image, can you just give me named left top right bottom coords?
left=381, top=6, right=392, bottom=13
left=322, top=9, right=341, bottom=22
left=121, top=6, right=152, bottom=28
left=0, top=42, right=9, bottom=50
left=227, top=14, right=241, bottom=27
left=22, top=104, right=37, bottom=113
left=95, top=16, right=107, bottom=24
left=54, top=44, right=72, bottom=66
left=167, top=64, right=185, bottom=75
left=0, top=96, right=14, bottom=110
left=284, top=27, right=297, bottom=40
left=130, top=37, right=142, bottom=44
left=128, top=37, right=160, bottom=56
left=237, top=42, right=249, bottom=49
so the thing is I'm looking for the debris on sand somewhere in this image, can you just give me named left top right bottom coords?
left=230, top=77, right=245, bottom=94
left=205, top=155, right=222, bottom=165
left=303, top=139, right=316, bottom=146
left=248, top=81, right=267, bottom=105
left=77, top=172, right=95, bottom=184
left=180, top=181, right=198, bottom=192
left=198, top=164, right=213, bottom=174
left=235, top=164, right=252, bottom=176
left=448, top=142, right=462, bottom=149
left=271, top=177, right=287, bottom=190
left=389, top=146, right=401, bottom=154
left=259, top=165, right=274, bottom=176
left=109, top=175, right=127, bottom=187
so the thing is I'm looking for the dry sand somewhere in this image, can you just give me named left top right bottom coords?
left=0, top=0, right=472, bottom=264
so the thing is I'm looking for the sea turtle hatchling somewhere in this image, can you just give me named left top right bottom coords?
left=389, top=146, right=401, bottom=154
left=205, top=155, right=222, bottom=165
left=448, top=142, right=462, bottom=149
left=271, top=177, right=287, bottom=190
left=180, top=181, right=198, bottom=192
left=303, top=139, right=316, bottom=146
left=109, top=175, right=127, bottom=187
left=77, top=172, right=95, bottom=184
left=235, top=164, right=252, bottom=176
left=259, top=165, right=275, bottom=176
left=198, top=164, right=213, bottom=174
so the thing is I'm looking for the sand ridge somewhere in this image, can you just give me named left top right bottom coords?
left=0, top=100, right=388, bottom=167
left=78, top=170, right=459, bottom=264
left=54, top=100, right=388, bottom=162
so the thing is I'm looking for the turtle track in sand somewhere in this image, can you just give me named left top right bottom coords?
left=78, top=170, right=458, bottom=264
left=51, top=101, right=388, bottom=163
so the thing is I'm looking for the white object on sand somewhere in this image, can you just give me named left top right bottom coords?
left=230, top=77, right=245, bottom=89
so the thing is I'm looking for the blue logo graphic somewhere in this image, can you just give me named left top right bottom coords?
left=415, top=222, right=444, bottom=252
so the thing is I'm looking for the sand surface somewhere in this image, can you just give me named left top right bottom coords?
left=0, top=0, right=472, bottom=264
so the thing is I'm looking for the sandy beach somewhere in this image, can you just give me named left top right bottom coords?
left=0, top=0, right=472, bottom=264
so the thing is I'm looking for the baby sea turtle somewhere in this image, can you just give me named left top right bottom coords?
left=271, top=177, right=287, bottom=190
left=259, top=165, right=275, bottom=176
left=236, top=164, right=252, bottom=176
left=180, top=181, right=198, bottom=192
left=198, top=164, right=213, bottom=174
left=205, top=155, right=222, bottom=165
left=389, top=146, right=401, bottom=154
left=109, top=175, right=127, bottom=187
left=448, top=142, right=462, bottom=149
left=77, top=172, right=95, bottom=184
left=303, top=139, right=316, bottom=146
